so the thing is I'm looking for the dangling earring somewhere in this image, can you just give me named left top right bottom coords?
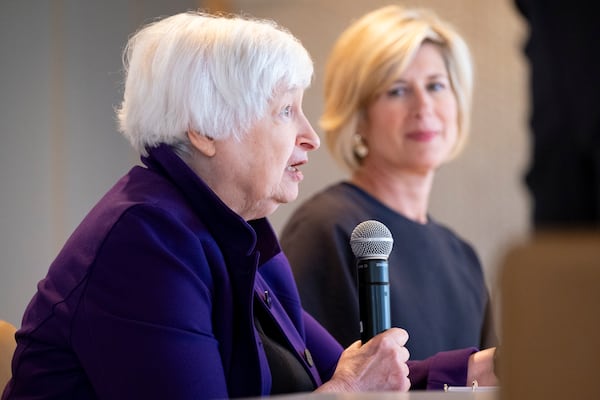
left=353, top=134, right=369, bottom=159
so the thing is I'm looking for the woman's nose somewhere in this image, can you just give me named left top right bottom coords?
left=298, top=116, right=320, bottom=151
left=413, top=88, right=434, bottom=117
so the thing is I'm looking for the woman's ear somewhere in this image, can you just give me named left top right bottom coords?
left=356, top=109, right=368, bottom=139
left=187, top=129, right=216, bottom=157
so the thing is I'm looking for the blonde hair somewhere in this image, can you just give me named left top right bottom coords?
left=321, top=5, right=473, bottom=172
left=117, top=11, right=313, bottom=155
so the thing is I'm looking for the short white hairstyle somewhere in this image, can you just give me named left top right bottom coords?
left=117, top=11, right=313, bottom=155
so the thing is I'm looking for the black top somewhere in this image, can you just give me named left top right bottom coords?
left=280, top=182, right=496, bottom=360
left=254, top=296, right=315, bottom=394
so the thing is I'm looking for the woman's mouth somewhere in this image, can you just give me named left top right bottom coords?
left=406, top=130, right=437, bottom=142
left=286, top=160, right=306, bottom=181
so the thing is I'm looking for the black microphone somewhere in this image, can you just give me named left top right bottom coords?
left=350, top=220, right=393, bottom=343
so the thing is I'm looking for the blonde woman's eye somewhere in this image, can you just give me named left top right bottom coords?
left=387, top=86, right=408, bottom=97
left=428, top=82, right=446, bottom=92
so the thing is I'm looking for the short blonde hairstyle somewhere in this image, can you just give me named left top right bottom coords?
left=321, top=5, right=473, bottom=172
left=117, top=11, right=313, bottom=155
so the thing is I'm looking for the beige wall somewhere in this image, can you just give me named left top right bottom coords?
left=0, top=0, right=531, bottom=326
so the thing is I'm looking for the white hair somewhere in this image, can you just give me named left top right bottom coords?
left=117, top=11, right=313, bottom=155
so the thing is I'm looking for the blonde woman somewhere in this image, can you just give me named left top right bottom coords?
left=282, top=5, right=496, bottom=364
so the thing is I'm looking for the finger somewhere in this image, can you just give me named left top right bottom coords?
left=400, top=361, right=410, bottom=378
left=400, top=375, right=411, bottom=392
left=347, top=340, right=363, bottom=350
left=398, top=345, right=410, bottom=363
left=376, top=327, right=409, bottom=347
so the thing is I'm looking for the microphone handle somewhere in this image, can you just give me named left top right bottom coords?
left=357, top=257, right=391, bottom=343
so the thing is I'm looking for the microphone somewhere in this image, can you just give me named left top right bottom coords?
left=350, top=220, right=393, bottom=343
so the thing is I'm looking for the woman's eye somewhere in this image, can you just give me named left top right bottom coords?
left=387, top=87, right=407, bottom=97
left=428, top=82, right=446, bottom=92
left=281, top=105, right=293, bottom=117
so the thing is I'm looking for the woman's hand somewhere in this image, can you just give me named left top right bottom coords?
left=466, top=347, right=499, bottom=386
left=317, top=328, right=411, bottom=393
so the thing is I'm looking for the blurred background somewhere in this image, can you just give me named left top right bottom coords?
left=0, top=0, right=530, bottom=327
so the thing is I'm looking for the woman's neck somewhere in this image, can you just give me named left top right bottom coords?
left=350, top=166, right=434, bottom=224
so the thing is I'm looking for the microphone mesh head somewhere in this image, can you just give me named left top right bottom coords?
left=350, top=220, right=393, bottom=258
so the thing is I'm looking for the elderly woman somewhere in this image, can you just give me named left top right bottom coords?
left=281, top=5, right=496, bottom=362
left=3, top=11, right=494, bottom=400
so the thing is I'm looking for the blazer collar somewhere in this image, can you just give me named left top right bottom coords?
left=141, top=144, right=280, bottom=262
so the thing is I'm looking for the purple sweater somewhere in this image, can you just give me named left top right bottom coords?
left=2, top=144, right=474, bottom=399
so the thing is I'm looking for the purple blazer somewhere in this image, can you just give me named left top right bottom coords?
left=2, top=144, right=474, bottom=399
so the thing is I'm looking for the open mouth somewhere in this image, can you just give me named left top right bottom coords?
left=286, top=159, right=306, bottom=172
